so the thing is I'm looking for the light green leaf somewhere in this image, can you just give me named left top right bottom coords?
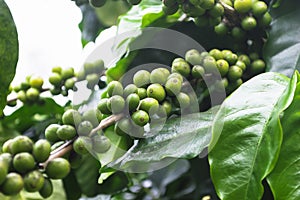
left=108, top=107, right=217, bottom=172
left=267, top=72, right=300, bottom=199
left=209, top=72, right=297, bottom=200
left=264, top=1, right=300, bottom=77
left=0, top=0, right=18, bottom=115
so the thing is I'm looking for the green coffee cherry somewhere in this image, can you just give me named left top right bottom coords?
left=92, top=135, right=111, bottom=153
left=39, top=178, right=53, bottom=198
left=216, top=59, right=229, bottom=77
left=49, top=73, right=62, bottom=87
left=115, top=118, right=133, bottom=135
left=13, top=152, right=35, bottom=174
left=165, top=77, right=182, bottom=96
left=61, top=68, right=74, bottom=80
left=208, top=3, right=224, bottom=17
left=90, top=0, right=106, bottom=7
left=20, top=81, right=30, bottom=91
left=17, top=90, right=27, bottom=103
left=238, top=54, right=251, bottom=66
left=97, top=98, right=111, bottom=115
left=33, top=139, right=51, bottom=163
left=65, top=78, right=75, bottom=90
left=258, top=12, right=272, bottom=27
left=76, top=70, right=85, bottom=81
left=132, top=110, right=150, bottom=126
left=191, top=65, right=205, bottom=78
left=128, top=0, right=141, bottom=5
left=133, top=70, right=151, bottom=88
left=224, top=53, right=238, bottom=65
left=45, top=124, right=61, bottom=143
left=137, top=88, right=147, bottom=99
left=0, top=153, right=12, bottom=167
left=82, top=109, right=102, bottom=127
left=241, top=16, right=257, bottom=31
left=11, top=136, right=33, bottom=154
left=107, top=81, right=123, bottom=97
left=163, top=0, right=177, bottom=7
left=235, top=60, right=247, bottom=71
left=140, top=97, right=159, bottom=114
left=86, top=73, right=99, bottom=89
left=57, top=125, right=77, bottom=140
left=50, top=141, right=65, bottom=152
left=209, top=16, right=222, bottom=26
left=26, top=88, right=40, bottom=101
left=2, top=139, right=13, bottom=153
left=171, top=60, right=191, bottom=77
left=185, top=49, right=202, bottom=65
left=162, top=4, right=179, bottom=15
left=227, top=65, right=243, bottom=81
left=62, top=109, right=82, bottom=126
left=214, top=22, right=228, bottom=35
left=123, top=84, right=138, bottom=98
left=251, top=59, right=266, bottom=74
left=46, top=158, right=70, bottom=179
left=203, top=56, right=217, bottom=73
left=126, top=93, right=140, bottom=111
left=209, top=49, right=223, bottom=60
left=167, top=72, right=183, bottom=82
left=228, top=78, right=243, bottom=92
left=231, top=27, right=246, bottom=40
left=50, top=87, right=62, bottom=96
left=24, top=170, right=45, bottom=192
left=189, top=5, right=206, bottom=17
left=107, top=95, right=125, bottom=114
left=84, top=60, right=104, bottom=74
left=234, top=0, right=252, bottom=13
left=77, top=120, right=94, bottom=136
left=29, top=76, right=44, bottom=89
left=150, top=68, right=170, bottom=85
left=52, top=66, right=62, bottom=74
left=73, top=137, right=92, bottom=155
left=1, top=173, right=24, bottom=195
left=201, top=0, right=215, bottom=9
left=252, top=1, right=267, bottom=17
left=215, top=78, right=229, bottom=92
left=0, top=159, right=8, bottom=185
left=174, top=92, right=190, bottom=109
left=147, top=83, right=166, bottom=102
left=162, top=101, right=172, bottom=116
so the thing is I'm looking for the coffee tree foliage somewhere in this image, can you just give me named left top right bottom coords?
left=0, top=0, right=300, bottom=199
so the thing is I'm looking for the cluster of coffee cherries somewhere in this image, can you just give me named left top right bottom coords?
left=8, top=76, right=45, bottom=107
left=185, top=48, right=266, bottom=93
left=213, top=0, right=271, bottom=37
left=0, top=136, right=70, bottom=198
left=45, top=108, right=112, bottom=158
left=162, top=0, right=271, bottom=37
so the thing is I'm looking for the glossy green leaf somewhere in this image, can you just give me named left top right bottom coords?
left=75, top=154, right=101, bottom=197
left=267, top=72, right=300, bottom=199
left=109, top=107, right=217, bottom=172
left=0, top=0, right=18, bottom=115
left=264, top=1, right=300, bottom=77
left=209, top=72, right=297, bottom=200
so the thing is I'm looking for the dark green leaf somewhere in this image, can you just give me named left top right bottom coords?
left=3, top=98, right=64, bottom=133
left=109, top=107, right=217, bottom=172
left=63, top=171, right=82, bottom=200
left=0, top=0, right=18, bottom=115
left=79, top=5, right=104, bottom=46
left=264, top=1, right=300, bottom=77
left=75, top=154, right=102, bottom=197
left=267, top=72, right=300, bottom=199
left=209, top=72, right=297, bottom=200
